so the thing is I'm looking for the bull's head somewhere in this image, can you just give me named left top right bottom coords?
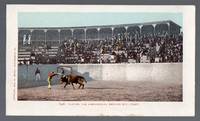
left=59, top=75, right=69, bottom=84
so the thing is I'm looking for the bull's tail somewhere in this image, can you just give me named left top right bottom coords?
left=80, top=77, right=87, bottom=83
left=77, top=76, right=87, bottom=83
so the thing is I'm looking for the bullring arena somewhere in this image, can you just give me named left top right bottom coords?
left=17, top=20, right=183, bottom=101
left=18, top=63, right=182, bottom=101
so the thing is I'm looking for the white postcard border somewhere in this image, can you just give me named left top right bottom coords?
left=6, top=5, right=195, bottom=116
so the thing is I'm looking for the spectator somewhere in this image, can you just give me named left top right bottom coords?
left=35, top=67, right=41, bottom=81
left=19, top=28, right=183, bottom=64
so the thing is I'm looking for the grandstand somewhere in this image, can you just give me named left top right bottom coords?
left=18, top=20, right=182, bottom=64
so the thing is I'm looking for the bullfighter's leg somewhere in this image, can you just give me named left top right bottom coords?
left=47, top=77, right=51, bottom=89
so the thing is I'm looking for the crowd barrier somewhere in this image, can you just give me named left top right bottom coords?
left=18, top=63, right=182, bottom=88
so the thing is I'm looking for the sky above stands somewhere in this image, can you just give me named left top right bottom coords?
left=18, top=12, right=183, bottom=28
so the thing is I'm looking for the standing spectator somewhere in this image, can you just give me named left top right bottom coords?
left=61, top=68, right=65, bottom=75
left=35, top=67, right=41, bottom=81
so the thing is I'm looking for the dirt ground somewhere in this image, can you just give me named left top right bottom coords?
left=18, top=81, right=182, bottom=101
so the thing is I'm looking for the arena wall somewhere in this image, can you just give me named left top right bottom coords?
left=18, top=63, right=182, bottom=88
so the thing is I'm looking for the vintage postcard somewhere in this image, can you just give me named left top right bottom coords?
left=6, top=5, right=195, bottom=116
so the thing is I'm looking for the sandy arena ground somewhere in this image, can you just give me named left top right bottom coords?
left=18, top=81, right=182, bottom=101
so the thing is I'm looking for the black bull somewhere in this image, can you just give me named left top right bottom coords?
left=60, top=74, right=87, bottom=89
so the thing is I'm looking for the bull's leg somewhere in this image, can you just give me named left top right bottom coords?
left=71, top=83, right=75, bottom=89
left=64, top=82, right=68, bottom=88
left=82, top=84, right=84, bottom=89
left=78, top=84, right=81, bottom=89
left=78, top=80, right=84, bottom=89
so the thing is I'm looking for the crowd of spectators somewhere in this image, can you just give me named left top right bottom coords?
left=55, top=31, right=183, bottom=64
left=19, top=30, right=183, bottom=64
